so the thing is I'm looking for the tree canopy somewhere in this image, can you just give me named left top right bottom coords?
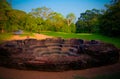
left=66, top=13, right=76, bottom=26
left=76, top=9, right=101, bottom=33
left=75, top=0, right=120, bottom=37
left=0, top=1, right=76, bottom=33
left=99, top=0, right=120, bottom=37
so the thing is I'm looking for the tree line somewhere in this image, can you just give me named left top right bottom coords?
left=0, top=0, right=120, bottom=37
left=0, top=0, right=76, bottom=33
left=76, top=0, right=120, bottom=37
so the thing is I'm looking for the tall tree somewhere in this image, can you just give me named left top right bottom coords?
left=30, top=6, right=53, bottom=20
left=99, top=0, right=120, bottom=37
left=66, top=13, right=76, bottom=26
left=6, top=9, right=27, bottom=32
left=76, top=9, right=101, bottom=33
left=0, top=0, right=12, bottom=33
left=48, top=12, right=65, bottom=31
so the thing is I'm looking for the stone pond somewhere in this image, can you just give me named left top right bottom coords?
left=0, top=38, right=119, bottom=71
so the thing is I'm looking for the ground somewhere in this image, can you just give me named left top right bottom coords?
left=0, top=33, right=120, bottom=79
left=0, top=62, right=120, bottom=79
left=8, top=33, right=53, bottom=40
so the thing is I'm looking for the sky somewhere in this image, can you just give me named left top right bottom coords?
left=11, top=0, right=111, bottom=19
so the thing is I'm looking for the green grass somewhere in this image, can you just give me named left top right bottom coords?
left=41, top=31, right=120, bottom=48
left=0, top=31, right=120, bottom=48
left=0, top=33, right=12, bottom=43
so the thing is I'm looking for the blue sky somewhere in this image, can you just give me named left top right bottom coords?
left=11, top=0, right=111, bottom=19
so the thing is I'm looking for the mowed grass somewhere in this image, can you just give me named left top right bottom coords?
left=0, top=31, right=120, bottom=48
left=0, top=33, right=12, bottom=43
left=41, top=31, right=120, bottom=48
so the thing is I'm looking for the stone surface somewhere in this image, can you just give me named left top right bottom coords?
left=0, top=38, right=119, bottom=71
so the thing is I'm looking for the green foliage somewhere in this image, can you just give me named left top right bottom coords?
left=99, top=0, right=120, bottom=37
left=66, top=13, right=76, bottom=26
left=5, top=10, right=27, bottom=32
left=70, top=23, right=76, bottom=33
left=76, top=1, right=120, bottom=37
left=0, top=0, right=28, bottom=32
left=0, top=0, right=12, bottom=33
left=1, top=0, right=119, bottom=38
left=0, top=0, right=12, bottom=10
left=28, top=7, right=76, bottom=33
left=76, top=9, right=101, bottom=33
left=29, top=6, right=53, bottom=20
left=0, top=0, right=76, bottom=33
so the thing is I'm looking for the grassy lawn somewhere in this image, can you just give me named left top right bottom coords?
left=41, top=31, right=120, bottom=48
left=0, top=32, right=120, bottom=48
left=0, top=33, right=12, bottom=43
left=0, top=31, right=120, bottom=48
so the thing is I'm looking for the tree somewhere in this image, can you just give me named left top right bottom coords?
left=0, top=0, right=12, bottom=10
left=30, top=6, right=53, bottom=20
left=76, top=9, right=101, bottom=33
left=47, top=12, right=66, bottom=31
left=99, top=0, right=120, bottom=37
left=66, top=13, right=76, bottom=26
left=6, top=9, right=27, bottom=32
left=29, top=6, right=56, bottom=32
left=29, top=7, right=70, bottom=32
left=0, top=0, right=12, bottom=33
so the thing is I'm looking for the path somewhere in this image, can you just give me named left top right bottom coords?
left=0, top=63, right=120, bottom=79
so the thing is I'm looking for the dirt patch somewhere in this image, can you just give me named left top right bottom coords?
left=8, top=33, right=53, bottom=41
left=0, top=63, right=120, bottom=79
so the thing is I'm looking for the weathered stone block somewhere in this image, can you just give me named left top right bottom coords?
left=0, top=38, right=119, bottom=71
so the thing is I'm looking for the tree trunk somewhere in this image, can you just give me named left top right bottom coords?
left=67, top=19, right=71, bottom=26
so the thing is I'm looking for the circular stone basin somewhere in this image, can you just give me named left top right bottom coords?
left=0, top=38, right=119, bottom=71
